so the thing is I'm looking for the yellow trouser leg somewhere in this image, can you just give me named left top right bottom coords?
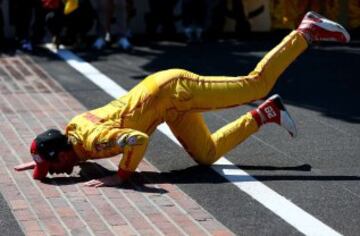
left=166, top=112, right=258, bottom=165
left=167, top=31, right=308, bottom=112
left=162, top=31, right=307, bottom=165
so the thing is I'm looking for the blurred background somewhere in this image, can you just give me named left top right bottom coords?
left=0, top=0, right=359, bottom=51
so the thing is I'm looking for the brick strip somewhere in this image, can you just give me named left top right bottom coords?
left=0, top=54, right=234, bottom=236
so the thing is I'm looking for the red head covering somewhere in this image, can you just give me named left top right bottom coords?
left=30, top=129, right=71, bottom=180
left=31, top=140, right=50, bottom=180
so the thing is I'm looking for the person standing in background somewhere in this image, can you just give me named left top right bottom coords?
left=91, top=0, right=135, bottom=50
left=270, top=0, right=299, bottom=30
left=0, top=0, right=4, bottom=48
left=181, top=0, right=207, bottom=42
left=42, top=0, right=95, bottom=48
left=11, top=0, right=45, bottom=52
left=227, top=0, right=251, bottom=38
left=62, top=0, right=95, bottom=48
left=145, top=0, right=178, bottom=40
left=41, top=0, right=63, bottom=47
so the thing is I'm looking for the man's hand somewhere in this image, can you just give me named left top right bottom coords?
left=14, top=161, right=36, bottom=171
left=84, top=174, right=124, bottom=188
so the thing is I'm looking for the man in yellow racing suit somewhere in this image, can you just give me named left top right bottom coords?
left=15, top=12, right=350, bottom=187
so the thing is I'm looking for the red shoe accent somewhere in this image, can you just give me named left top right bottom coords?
left=257, top=96, right=282, bottom=125
left=250, top=109, right=263, bottom=127
left=297, top=11, right=350, bottom=43
left=251, top=95, right=297, bottom=137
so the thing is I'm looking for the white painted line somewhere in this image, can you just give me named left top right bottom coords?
left=46, top=45, right=342, bottom=236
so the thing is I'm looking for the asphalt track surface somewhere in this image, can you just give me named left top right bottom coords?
left=0, top=192, right=24, bottom=236
left=3, top=36, right=360, bottom=235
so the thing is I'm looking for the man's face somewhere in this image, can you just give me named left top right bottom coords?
left=48, top=151, right=75, bottom=175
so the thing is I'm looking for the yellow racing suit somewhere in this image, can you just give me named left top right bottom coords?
left=65, top=31, right=308, bottom=178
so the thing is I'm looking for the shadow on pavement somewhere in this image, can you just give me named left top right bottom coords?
left=43, top=162, right=168, bottom=194
left=139, top=164, right=360, bottom=184
left=43, top=162, right=360, bottom=193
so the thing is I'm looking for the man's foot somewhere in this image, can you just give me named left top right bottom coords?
left=93, top=37, right=106, bottom=50
left=20, top=40, right=33, bottom=52
left=297, top=11, right=350, bottom=43
left=251, top=95, right=297, bottom=137
left=52, top=36, right=61, bottom=49
left=184, top=27, right=193, bottom=43
left=117, top=37, right=132, bottom=51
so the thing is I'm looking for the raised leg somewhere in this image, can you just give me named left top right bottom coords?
left=162, top=31, right=308, bottom=113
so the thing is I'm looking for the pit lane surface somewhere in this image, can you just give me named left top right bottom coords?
left=0, top=192, right=24, bottom=236
left=33, top=38, right=360, bottom=235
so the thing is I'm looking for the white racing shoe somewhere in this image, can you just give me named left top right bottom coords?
left=251, top=94, right=297, bottom=138
left=297, top=11, right=350, bottom=43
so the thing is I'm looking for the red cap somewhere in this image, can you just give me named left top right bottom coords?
left=31, top=140, right=50, bottom=180
left=29, top=129, right=71, bottom=180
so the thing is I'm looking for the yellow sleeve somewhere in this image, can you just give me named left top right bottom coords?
left=83, top=122, right=149, bottom=176
left=66, top=112, right=150, bottom=175
left=81, top=122, right=123, bottom=154
left=84, top=121, right=148, bottom=157
left=118, top=130, right=149, bottom=174
left=64, top=0, right=79, bottom=15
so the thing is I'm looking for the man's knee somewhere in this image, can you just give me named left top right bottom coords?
left=195, top=158, right=216, bottom=166
left=191, top=142, right=218, bottom=166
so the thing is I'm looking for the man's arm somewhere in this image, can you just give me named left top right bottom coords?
left=84, top=130, right=149, bottom=187
left=14, top=161, right=36, bottom=171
